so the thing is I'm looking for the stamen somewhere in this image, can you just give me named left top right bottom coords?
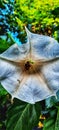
left=25, top=61, right=31, bottom=70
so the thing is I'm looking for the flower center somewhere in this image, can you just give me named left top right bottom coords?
left=25, top=61, right=31, bottom=70
left=24, top=59, right=34, bottom=71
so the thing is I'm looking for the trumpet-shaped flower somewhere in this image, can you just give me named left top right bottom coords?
left=0, top=27, right=59, bottom=104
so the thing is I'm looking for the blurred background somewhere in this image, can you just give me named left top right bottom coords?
left=0, top=0, right=59, bottom=130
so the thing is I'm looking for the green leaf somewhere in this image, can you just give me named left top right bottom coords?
left=43, top=108, right=57, bottom=130
left=45, top=96, right=58, bottom=108
left=0, top=84, right=7, bottom=96
left=6, top=99, right=41, bottom=130
left=55, top=108, right=59, bottom=130
left=43, top=119, right=55, bottom=130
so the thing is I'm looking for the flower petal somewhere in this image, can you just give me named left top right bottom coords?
left=0, top=59, right=54, bottom=104
left=12, top=75, right=55, bottom=104
left=0, top=43, right=29, bottom=61
left=25, top=27, right=59, bottom=59
left=0, top=59, right=22, bottom=95
left=42, top=59, right=59, bottom=93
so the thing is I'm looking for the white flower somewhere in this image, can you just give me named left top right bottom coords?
left=0, top=27, right=59, bottom=104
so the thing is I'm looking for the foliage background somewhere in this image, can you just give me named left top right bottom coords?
left=0, top=0, right=59, bottom=130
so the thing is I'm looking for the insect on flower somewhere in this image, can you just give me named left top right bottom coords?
left=0, top=27, right=59, bottom=104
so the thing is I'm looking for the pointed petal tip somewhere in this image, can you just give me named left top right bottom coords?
left=25, top=26, right=31, bottom=35
left=55, top=94, right=57, bottom=99
left=53, top=92, right=57, bottom=99
left=11, top=96, right=14, bottom=104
